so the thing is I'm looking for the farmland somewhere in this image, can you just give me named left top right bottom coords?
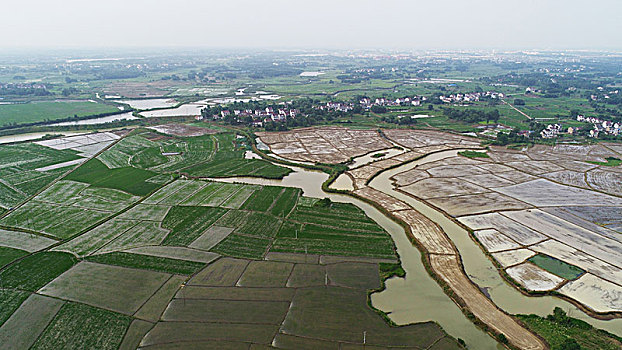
left=1, top=154, right=452, bottom=349
left=0, top=101, right=119, bottom=127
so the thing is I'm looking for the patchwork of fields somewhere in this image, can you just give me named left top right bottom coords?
left=386, top=141, right=622, bottom=315
left=0, top=126, right=456, bottom=349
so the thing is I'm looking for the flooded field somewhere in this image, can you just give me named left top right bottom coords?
left=49, top=112, right=138, bottom=126
left=140, top=103, right=205, bottom=117
left=204, top=164, right=502, bottom=349
left=366, top=150, right=622, bottom=337
left=118, top=98, right=177, bottom=110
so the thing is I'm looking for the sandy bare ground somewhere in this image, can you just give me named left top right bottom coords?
left=256, top=127, right=392, bottom=164
left=148, top=123, right=218, bottom=137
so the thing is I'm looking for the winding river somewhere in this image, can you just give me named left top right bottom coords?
left=208, top=150, right=622, bottom=349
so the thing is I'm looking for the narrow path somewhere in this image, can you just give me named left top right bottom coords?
left=502, top=99, right=532, bottom=120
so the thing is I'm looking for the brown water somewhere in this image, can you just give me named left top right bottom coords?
left=207, top=164, right=501, bottom=349
left=367, top=149, right=622, bottom=337
left=208, top=152, right=622, bottom=347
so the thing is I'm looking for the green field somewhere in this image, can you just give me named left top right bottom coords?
left=0, top=289, right=30, bottom=326
left=0, top=101, right=119, bottom=127
left=0, top=143, right=81, bottom=209
left=161, top=206, right=228, bottom=246
left=458, top=150, right=490, bottom=158
left=518, top=308, right=622, bottom=350
left=0, top=252, right=77, bottom=291
left=0, top=246, right=28, bottom=268
left=85, top=252, right=205, bottom=275
left=65, top=158, right=159, bottom=196
left=528, top=254, right=584, bottom=280
left=30, top=302, right=131, bottom=350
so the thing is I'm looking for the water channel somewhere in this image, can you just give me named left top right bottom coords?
left=208, top=150, right=622, bottom=349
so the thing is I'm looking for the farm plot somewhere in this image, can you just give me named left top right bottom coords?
left=134, top=275, right=187, bottom=323
left=29, top=302, right=131, bottom=350
left=65, top=158, right=159, bottom=196
left=0, top=251, right=77, bottom=291
left=148, top=123, right=216, bottom=137
left=53, top=219, right=140, bottom=257
left=0, top=294, right=64, bottom=350
left=281, top=286, right=449, bottom=347
left=256, top=127, right=392, bottom=164
left=529, top=240, right=622, bottom=284
left=382, top=129, right=480, bottom=150
left=241, top=185, right=286, bottom=212
left=189, top=226, right=235, bottom=251
left=123, top=246, right=219, bottom=264
left=96, top=134, right=158, bottom=169
left=118, top=204, right=171, bottom=221
left=558, top=274, right=622, bottom=313
left=493, top=179, right=622, bottom=207
left=502, top=209, right=622, bottom=268
left=528, top=254, right=585, bottom=280
left=37, top=180, right=140, bottom=212
left=0, top=246, right=28, bottom=267
left=458, top=212, right=547, bottom=246
left=586, top=168, right=622, bottom=196
left=95, top=221, right=170, bottom=254
left=401, top=177, right=489, bottom=199
left=506, top=263, right=564, bottom=291
left=162, top=298, right=290, bottom=324
left=183, top=133, right=291, bottom=178
left=86, top=252, right=206, bottom=275
left=237, top=260, right=294, bottom=287
left=217, top=210, right=282, bottom=238
left=491, top=249, right=537, bottom=268
left=0, top=142, right=83, bottom=208
left=427, top=192, right=531, bottom=217
left=181, top=182, right=246, bottom=207
left=473, top=229, right=521, bottom=252
left=0, top=201, right=108, bottom=238
left=211, top=233, right=272, bottom=259
left=188, top=257, right=249, bottom=286
left=38, top=261, right=171, bottom=315
left=0, top=228, right=57, bottom=252
left=0, top=180, right=139, bottom=238
left=161, top=206, right=228, bottom=246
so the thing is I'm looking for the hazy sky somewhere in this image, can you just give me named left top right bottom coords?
left=1, top=0, right=620, bottom=50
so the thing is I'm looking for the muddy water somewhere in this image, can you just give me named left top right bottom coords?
left=348, top=148, right=405, bottom=169
left=366, top=149, right=622, bottom=337
left=207, top=164, right=501, bottom=349
left=0, top=131, right=89, bottom=144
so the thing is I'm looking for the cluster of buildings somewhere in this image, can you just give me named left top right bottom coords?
left=576, top=115, right=621, bottom=137
left=359, top=96, right=427, bottom=108
left=590, top=88, right=619, bottom=101
left=439, top=91, right=504, bottom=103
left=316, top=102, right=354, bottom=112
left=0, top=82, right=47, bottom=90
left=209, top=107, right=300, bottom=126
left=540, top=124, right=562, bottom=138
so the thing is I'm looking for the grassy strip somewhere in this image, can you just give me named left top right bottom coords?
left=586, top=157, right=622, bottom=167
left=30, top=302, right=131, bottom=350
left=0, top=289, right=30, bottom=327
left=517, top=308, right=622, bottom=350
left=0, top=246, right=28, bottom=268
left=458, top=150, right=490, bottom=158
left=85, top=252, right=205, bottom=275
left=0, top=252, right=77, bottom=291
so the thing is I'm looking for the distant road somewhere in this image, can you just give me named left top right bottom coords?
left=502, top=100, right=532, bottom=120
